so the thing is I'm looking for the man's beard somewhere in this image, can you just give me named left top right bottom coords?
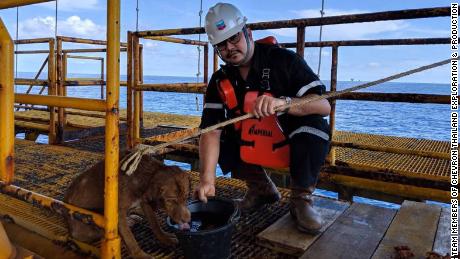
left=226, top=50, right=242, bottom=60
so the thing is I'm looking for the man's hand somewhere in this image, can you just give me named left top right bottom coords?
left=193, top=182, right=216, bottom=203
left=253, top=95, right=286, bottom=118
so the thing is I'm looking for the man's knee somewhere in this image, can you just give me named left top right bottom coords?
left=231, top=162, right=266, bottom=181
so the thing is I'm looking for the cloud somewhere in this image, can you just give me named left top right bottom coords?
left=42, top=0, right=99, bottom=11
left=407, top=28, right=449, bottom=37
left=144, top=41, right=159, bottom=50
left=19, top=16, right=105, bottom=38
left=269, top=9, right=408, bottom=40
left=61, top=16, right=105, bottom=37
left=368, top=62, right=380, bottom=68
left=19, top=16, right=55, bottom=38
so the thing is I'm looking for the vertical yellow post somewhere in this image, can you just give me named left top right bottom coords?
left=56, top=37, right=64, bottom=143
left=329, top=46, right=338, bottom=166
left=101, top=0, right=121, bottom=258
left=127, top=32, right=134, bottom=149
left=139, top=45, right=144, bottom=128
left=0, top=19, right=15, bottom=184
left=0, top=222, right=14, bottom=259
left=101, top=57, right=105, bottom=99
left=133, top=35, right=140, bottom=143
left=62, top=53, right=67, bottom=126
left=48, top=39, right=57, bottom=144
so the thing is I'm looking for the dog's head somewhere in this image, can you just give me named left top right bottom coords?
left=151, top=164, right=191, bottom=225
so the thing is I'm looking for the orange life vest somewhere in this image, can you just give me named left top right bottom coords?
left=216, top=41, right=290, bottom=168
left=217, top=78, right=242, bottom=131
left=239, top=91, right=290, bottom=168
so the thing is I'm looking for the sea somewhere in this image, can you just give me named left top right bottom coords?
left=15, top=73, right=450, bottom=209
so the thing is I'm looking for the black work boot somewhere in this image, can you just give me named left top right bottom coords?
left=232, top=163, right=281, bottom=211
left=236, top=173, right=281, bottom=211
left=289, top=187, right=323, bottom=234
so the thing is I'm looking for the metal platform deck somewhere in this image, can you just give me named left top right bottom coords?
left=13, top=110, right=450, bottom=202
left=0, top=139, right=450, bottom=258
left=15, top=109, right=201, bottom=130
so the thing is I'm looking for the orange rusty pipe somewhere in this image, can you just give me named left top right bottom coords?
left=14, top=38, right=52, bottom=44
left=15, top=94, right=106, bottom=111
left=0, top=0, right=54, bottom=9
left=48, top=39, right=57, bottom=144
left=58, top=35, right=128, bottom=47
left=136, top=82, right=206, bottom=93
left=144, top=36, right=208, bottom=46
left=66, top=55, right=104, bottom=61
left=133, top=34, right=141, bottom=142
left=0, top=222, right=14, bottom=259
left=127, top=31, right=134, bottom=149
left=0, top=182, right=105, bottom=228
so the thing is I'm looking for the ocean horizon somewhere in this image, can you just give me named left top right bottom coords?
left=16, top=72, right=449, bottom=141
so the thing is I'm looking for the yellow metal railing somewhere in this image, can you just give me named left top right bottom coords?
left=0, top=19, right=15, bottom=185
left=13, top=38, right=57, bottom=144
left=127, top=32, right=210, bottom=149
left=64, top=55, right=105, bottom=99
left=0, top=0, right=54, bottom=9
left=0, top=0, right=121, bottom=257
left=101, top=0, right=121, bottom=257
left=127, top=7, right=450, bottom=162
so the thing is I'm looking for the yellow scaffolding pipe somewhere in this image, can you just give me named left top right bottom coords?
left=15, top=94, right=106, bottom=111
left=0, top=19, right=15, bottom=184
left=0, top=222, right=14, bottom=259
left=48, top=39, right=57, bottom=144
left=0, top=183, right=105, bottom=228
left=145, top=36, right=208, bottom=46
left=66, top=55, right=104, bottom=61
left=0, top=0, right=54, bottom=9
left=133, top=35, right=141, bottom=142
left=101, top=0, right=121, bottom=257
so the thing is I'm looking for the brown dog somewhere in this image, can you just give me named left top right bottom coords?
left=63, top=153, right=191, bottom=259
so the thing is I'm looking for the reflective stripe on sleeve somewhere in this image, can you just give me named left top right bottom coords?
left=203, top=103, right=224, bottom=109
left=296, top=80, right=324, bottom=97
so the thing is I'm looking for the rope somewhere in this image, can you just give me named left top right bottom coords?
left=317, top=0, right=325, bottom=76
left=195, top=0, right=204, bottom=111
left=120, top=58, right=453, bottom=175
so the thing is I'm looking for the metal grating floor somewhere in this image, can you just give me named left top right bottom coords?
left=10, top=139, right=297, bottom=258
left=14, top=109, right=450, bottom=182
left=335, top=148, right=450, bottom=179
left=334, top=131, right=450, bottom=154
left=61, top=128, right=451, bottom=183
left=15, top=109, right=201, bottom=130
left=13, top=139, right=103, bottom=200
left=333, top=131, right=450, bottom=181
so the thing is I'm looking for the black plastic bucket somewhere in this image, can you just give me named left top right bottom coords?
left=167, top=197, right=240, bottom=259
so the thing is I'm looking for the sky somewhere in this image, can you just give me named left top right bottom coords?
left=0, top=0, right=451, bottom=83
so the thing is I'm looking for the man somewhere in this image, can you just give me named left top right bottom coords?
left=194, top=2, right=331, bottom=234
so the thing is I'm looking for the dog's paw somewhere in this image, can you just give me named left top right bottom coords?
left=132, top=251, right=154, bottom=259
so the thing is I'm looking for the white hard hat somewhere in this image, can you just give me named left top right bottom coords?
left=205, top=3, right=247, bottom=45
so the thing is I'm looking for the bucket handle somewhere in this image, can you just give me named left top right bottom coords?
left=228, top=200, right=241, bottom=224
